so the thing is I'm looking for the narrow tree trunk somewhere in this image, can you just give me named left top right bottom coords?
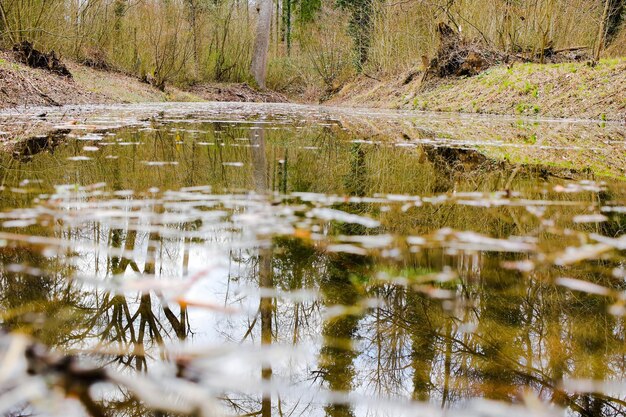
left=286, top=0, right=292, bottom=55
left=0, top=2, right=14, bottom=44
left=606, top=0, right=625, bottom=43
left=188, top=1, right=200, bottom=79
left=251, top=0, right=273, bottom=88
left=595, top=0, right=611, bottom=60
left=501, top=0, right=513, bottom=52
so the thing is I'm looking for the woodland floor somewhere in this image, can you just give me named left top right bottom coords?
left=0, top=49, right=288, bottom=144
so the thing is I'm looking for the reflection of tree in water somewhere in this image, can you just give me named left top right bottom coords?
left=565, top=264, right=620, bottom=417
left=318, top=253, right=364, bottom=417
left=344, top=143, right=367, bottom=198
left=0, top=244, right=87, bottom=347
left=283, top=149, right=626, bottom=417
left=2, top=119, right=626, bottom=417
left=405, top=288, right=440, bottom=401
left=0, top=223, right=192, bottom=371
left=86, top=216, right=190, bottom=372
left=318, top=139, right=369, bottom=417
left=271, top=236, right=321, bottom=344
left=354, top=248, right=626, bottom=416
left=72, top=217, right=194, bottom=415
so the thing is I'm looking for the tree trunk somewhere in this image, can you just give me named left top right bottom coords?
left=251, top=0, right=273, bottom=88
left=595, top=0, right=611, bottom=60
left=606, top=0, right=625, bottom=44
left=282, top=0, right=292, bottom=55
left=0, top=2, right=14, bottom=44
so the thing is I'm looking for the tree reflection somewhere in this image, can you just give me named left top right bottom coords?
left=318, top=253, right=362, bottom=417
left=97, top=215, right=189, bottom=371
left=0, top=244, right=87, bottom=347
left=1, top=115, right=626, bottom=417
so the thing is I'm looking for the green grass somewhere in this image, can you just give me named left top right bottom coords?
left=515, top=102, right=540, bottom=114
left=523, top=81, right=539, bottom=97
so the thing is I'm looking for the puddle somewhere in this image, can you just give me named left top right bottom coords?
left=0, top=103, right=625, bottom=417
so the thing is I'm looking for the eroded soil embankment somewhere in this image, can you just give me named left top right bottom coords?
left=0, top=50, right=286, bottom=111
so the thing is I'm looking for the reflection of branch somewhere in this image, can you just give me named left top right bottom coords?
left=162, top=305, right=187, bottom=339
left=434, top=331, right=602, bottom=417
left=87, top=221, right=191, bottom=371
left=241, top=308, right=260, bottom=342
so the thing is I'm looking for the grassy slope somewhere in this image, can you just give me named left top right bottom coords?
left=0, top=50, right=205, bottom=110
left=69, top=64, right=202, bottom=103
left=0, top=54, right=202, bottom=110
left=330, top=59, right=626, bottom=121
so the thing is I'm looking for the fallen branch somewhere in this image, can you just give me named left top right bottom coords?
left=552, top=46, right=590, bottom=54
left=15, top=68, right=60, bottom=106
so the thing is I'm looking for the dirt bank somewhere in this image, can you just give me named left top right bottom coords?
left=0, top=51, right=202, bottom=108
left=0, top=50, right=285, bottom=110
left=329, top=59, right=626, bottom=122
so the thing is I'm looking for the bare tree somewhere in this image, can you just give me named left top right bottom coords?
left=251, top=0, right=273, bottom=88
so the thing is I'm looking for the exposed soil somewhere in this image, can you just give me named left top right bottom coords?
left=0, top=49, right=287, bottom=112
left=13, top=41, right=72, bottom=78
left=188, top=83, right=288, bottom=103
left=0, top=51, right=108, bottom=108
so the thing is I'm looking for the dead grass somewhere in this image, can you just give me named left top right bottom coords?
left=69, top=64, right=202, bottom=103
left=0, top=51, right=108, bottom=109
left=0, top=50, right=205, bottom=109
left=330, top=58, right=626, bottom=121
left=0, top=50, right=290, bottom=111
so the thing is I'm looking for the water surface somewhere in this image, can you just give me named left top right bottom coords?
left=0, top=103, right=625, bottom=417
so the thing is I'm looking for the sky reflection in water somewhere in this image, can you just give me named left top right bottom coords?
left=0, top=103, right=625, bottom=417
